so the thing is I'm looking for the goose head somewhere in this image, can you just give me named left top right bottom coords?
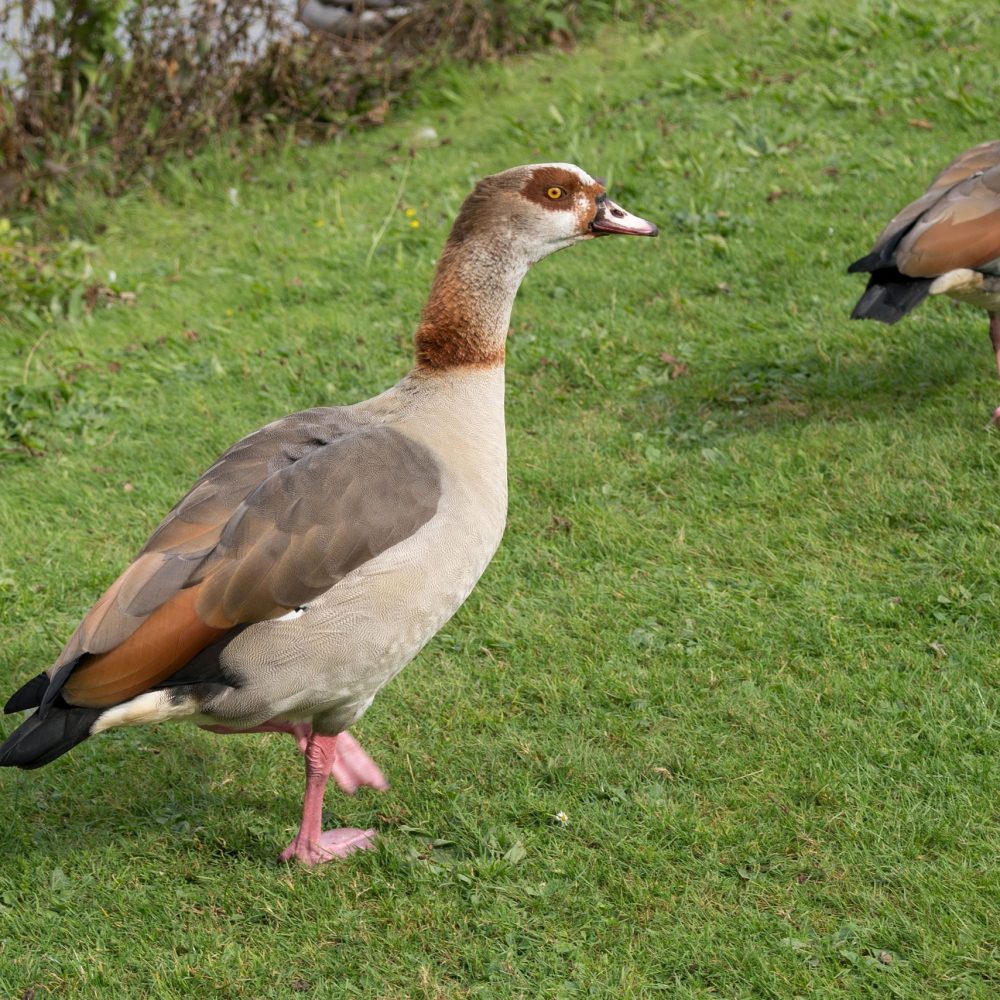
left=448, top=162, right=658, bottom=264
left=415, top=163, right=658, bottom=370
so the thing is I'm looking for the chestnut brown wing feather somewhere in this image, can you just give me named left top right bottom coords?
left=61, top=587, right=227, bottom=707
left=853, top=144, right=1000, bottom=274
left=51, top=407, right=353, bottom=674
left=44, top=411, right=441, bottom=711
left=894, top=168, right=1000, bottom=277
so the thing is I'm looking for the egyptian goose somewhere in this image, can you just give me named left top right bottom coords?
left=0, top=164, right=657, bottom=864
left=848, top=140, right=1000, bottom=414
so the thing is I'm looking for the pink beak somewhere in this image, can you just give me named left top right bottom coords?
left=590, top=196, right=658, bottom=237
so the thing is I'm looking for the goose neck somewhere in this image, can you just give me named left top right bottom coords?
left=414, top=236, right=528, bottom=371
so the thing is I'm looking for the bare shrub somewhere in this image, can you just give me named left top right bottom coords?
left=0, top=0, right=657, bottom=210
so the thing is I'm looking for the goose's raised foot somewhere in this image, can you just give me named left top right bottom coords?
left=199, top=724, right=389, bottom=793
left=326, top=731, right=389, bottom=794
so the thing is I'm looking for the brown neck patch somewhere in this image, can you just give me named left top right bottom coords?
left=414, top=324, right=506, bottom=371
left=414, top=243, right=507, bottom=371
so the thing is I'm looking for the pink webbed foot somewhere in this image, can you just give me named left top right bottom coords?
left=992, top=406, right=1000, bottom=425
left=279, top=827, right=378, bottom=866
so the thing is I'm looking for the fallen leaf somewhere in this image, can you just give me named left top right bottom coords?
left=362, top=100, right=390, bottom=125
left=660, top=351, right=690, bottom=378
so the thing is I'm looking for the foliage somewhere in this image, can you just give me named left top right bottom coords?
left=0, top=217, right=94, bottom=324
left=1, top=377, right=123, bottom=456
left=0, top=215, right=133, bottom=456
left=0, top=0, right=657, bottom=211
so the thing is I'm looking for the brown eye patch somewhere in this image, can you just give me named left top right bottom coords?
left=521, top=166, right=603, bottom=212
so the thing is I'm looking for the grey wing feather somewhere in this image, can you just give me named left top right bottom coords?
left=850, top=141, right=1000, bottom=273
left=49, top=406, right=441, bottom=673
left=191, top=423, right=443, bottom=623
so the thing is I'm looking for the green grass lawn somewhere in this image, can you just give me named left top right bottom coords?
left=2, top=1, right=1000, bottom=995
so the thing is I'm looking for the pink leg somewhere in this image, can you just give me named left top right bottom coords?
left=990, top=312, right=1000, bottom=377
left=989, top=313, right=1000, bottom=424
left=201, top=720, right=311, bottom=753
left=278, top=731, right=387, bottom=866
left=201, top=721, right=389, bottom=864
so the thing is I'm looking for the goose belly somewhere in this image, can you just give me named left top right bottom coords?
left=210, top=474, right=507, bottom=730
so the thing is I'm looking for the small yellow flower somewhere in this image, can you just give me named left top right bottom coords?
left=409, top=219, right=420, bottom=229
left=554, top=811, right=569, bottom=826
left=404, top=207, right=417, bottom=218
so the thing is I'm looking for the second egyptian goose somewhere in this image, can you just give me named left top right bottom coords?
left=848, top=141, right=1000, bottom=415
left=0, top=163, right=657, bottom=864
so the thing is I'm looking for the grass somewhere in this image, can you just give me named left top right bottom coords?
left=2, top=0, right=1000, bottom=995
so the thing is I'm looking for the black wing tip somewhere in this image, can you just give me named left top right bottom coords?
left=850, top=296, right=904, bottom=325
left=6, top=657, right=84, bottom=719
left=4, top=673, right=50, bottom=714
left=0, top=705, right=101, bottom=769
left=847, top=252, right=880, bottom=274
left=850, top=269, right=933, bottom=325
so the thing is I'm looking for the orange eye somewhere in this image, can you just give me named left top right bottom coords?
left=546, top=186, right=565, bottom=200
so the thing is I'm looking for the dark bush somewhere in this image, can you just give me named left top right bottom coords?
left=0, top=0, right=659, bottom=211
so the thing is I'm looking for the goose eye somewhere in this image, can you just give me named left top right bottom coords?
left=546, top=186, right=566, bottom=200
